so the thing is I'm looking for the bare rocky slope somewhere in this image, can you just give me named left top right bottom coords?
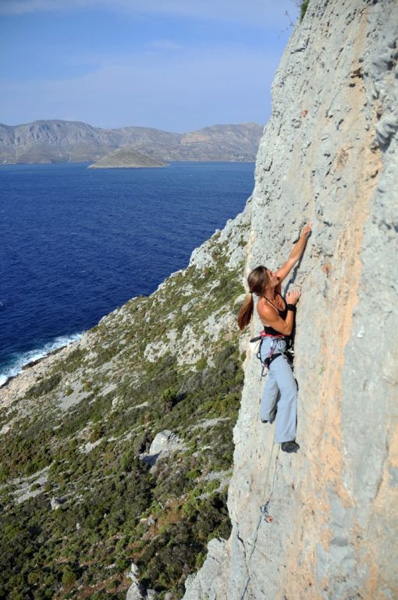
left=0, top=121, right=262, bottom=164
left=183, top=1, right=398, bottom=599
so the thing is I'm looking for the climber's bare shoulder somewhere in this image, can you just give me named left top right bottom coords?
left=257, top=297, right=277, bottom=326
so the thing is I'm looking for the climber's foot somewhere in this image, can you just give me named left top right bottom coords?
left=281, top=441, right=300, bottom=453
left=261, top=409, right=277, bottom=425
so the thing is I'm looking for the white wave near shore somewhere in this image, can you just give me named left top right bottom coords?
left=0, top=333, right=83, bottom=388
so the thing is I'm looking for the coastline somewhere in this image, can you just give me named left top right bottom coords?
left=0, top=335, right=86, bottom=416
left=0, top=332, right=83, bottom=390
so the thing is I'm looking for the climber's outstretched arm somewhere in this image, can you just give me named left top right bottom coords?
left=275, top=222, right=312, bottom=284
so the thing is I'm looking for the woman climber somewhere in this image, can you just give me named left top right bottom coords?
left=238, top=222, right=312, bottom=453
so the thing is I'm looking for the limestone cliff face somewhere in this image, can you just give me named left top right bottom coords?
left=184, top=1, right=398, bottom=598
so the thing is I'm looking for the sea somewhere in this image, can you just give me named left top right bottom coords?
left=0, top=161, right=254, bottom=386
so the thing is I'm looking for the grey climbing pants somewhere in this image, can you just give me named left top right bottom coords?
left=259, top=337, right=297, bottom=444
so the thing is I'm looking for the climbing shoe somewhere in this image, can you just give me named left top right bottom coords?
left=281, top=441, right=300, bottom=453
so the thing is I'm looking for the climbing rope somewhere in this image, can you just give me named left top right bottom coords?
left=238, top=428, right=280, bottom=600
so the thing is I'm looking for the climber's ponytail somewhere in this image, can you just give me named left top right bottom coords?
left=238, top=293, right=254, bottom=330
left=237, top=265, right=270, bottom=331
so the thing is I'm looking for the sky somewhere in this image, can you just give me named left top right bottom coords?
left=0, top=0, right=299, bottom=132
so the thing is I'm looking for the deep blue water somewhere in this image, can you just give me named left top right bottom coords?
left=0, top=161, right=254, bottom=385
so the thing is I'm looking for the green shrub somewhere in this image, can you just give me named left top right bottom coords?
left=25, top=372, right=62, bottom=398
left=62, top=566, right=77, bottom=588
left=300, top=0, right=310, bottom=21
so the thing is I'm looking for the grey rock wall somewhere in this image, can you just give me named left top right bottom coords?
left=184, top=1, right=398, bottom=598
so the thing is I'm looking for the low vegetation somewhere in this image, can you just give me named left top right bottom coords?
left=299, top=0, right=310, bottom=21
left=0, top=223, right=248, bottom=599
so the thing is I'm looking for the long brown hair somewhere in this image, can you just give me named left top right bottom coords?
left=237, top=266, right=270, bottom=330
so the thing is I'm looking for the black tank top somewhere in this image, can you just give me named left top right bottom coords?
left=263, top=293, right=287, bottom=337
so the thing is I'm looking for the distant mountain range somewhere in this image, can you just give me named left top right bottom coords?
left=0, top=120, right=263, bottom=165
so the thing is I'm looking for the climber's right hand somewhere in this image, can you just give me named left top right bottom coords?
left=286, top=289, right=301, bottom=305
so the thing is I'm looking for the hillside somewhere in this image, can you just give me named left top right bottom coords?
left=0, top=121, right=263, bottom=165
left=0, top=211, right=251, bottom=599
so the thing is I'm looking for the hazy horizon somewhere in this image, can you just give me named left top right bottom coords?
left=0, top=0, right=299, bottom=133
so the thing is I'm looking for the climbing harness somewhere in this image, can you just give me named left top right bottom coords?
left=250, top=329, right=285, bottom=377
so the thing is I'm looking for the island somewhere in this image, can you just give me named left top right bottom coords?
left=88, top=148, right=167, bottom=169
